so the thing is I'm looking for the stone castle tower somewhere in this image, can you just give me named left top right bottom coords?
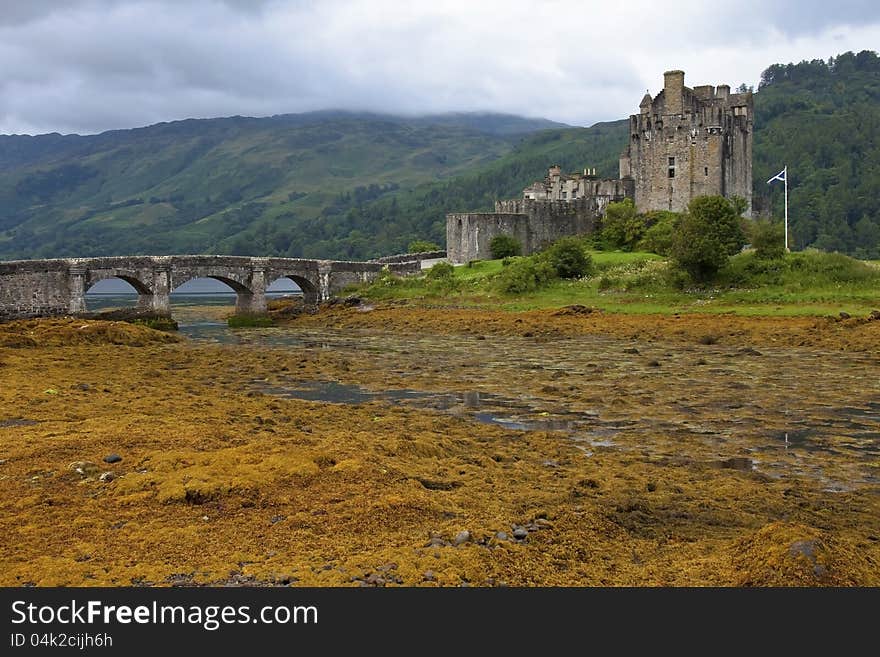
left=446, top=69, right=754, bottom=263
left=619, top=70, right=753, bottom=215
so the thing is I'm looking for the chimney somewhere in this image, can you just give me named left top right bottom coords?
left=663, top=70, right=685, bottom=115
left=716, top=84, right=730, bottom=100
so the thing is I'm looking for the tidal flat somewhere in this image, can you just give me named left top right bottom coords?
left=1, top=308, right=878, bottom=586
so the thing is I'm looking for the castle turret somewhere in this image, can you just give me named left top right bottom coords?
left=663, top=70, right=685, bottom=115
left=620, top=70, right=753, bottom=215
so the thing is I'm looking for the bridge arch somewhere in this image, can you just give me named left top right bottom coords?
left=268, top=274, right=319, bottom=305
left=85, top=275, right=153, bottom=313
left=171, top=273, right=257, bottom=315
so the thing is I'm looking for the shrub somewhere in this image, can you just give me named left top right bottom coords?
left=670, top=196, right=747, bottom=283
left=426, top=261, right=454, bottom=280
left=541, top=237, right=594, bottom=278
left=750, top=220, right=786, bottom=260
left=670, top=213, right=730, bottom=283
left=496, top=257, right=556, bottom=294
left=687, top=196, right=747, bottom=256
left=600, top=198, right=645, bottom=250
left=638, top=211, right=680, bottom=255
left=490, top=234, right=522, bottom=259
left=407, top=239, right=440, bottom=253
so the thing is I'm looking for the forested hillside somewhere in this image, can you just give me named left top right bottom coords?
left=753, top=50, right=880, bottom=256
left=0, top=50, right=877, bottom=260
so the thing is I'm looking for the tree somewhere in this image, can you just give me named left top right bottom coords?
left=490, top=234, right=522, bottom=259
left=671, top=196, right=747, bottom=282
left=407, top=239, right=440, bottom=253
left=600, top=198, right=644, bottom=250
left=540, top=237, right=593, bottom=279
left=686, top=196, right=747, bottom=255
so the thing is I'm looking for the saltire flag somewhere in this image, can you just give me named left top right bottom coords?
left=767, top=167, right=786, bottom=184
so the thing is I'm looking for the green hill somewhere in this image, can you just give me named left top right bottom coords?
left=1, top=50, right=878, bottom=260
left=0, top=112, right=568, bottom=259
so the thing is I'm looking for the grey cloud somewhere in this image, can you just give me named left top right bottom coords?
left=0, top=1, right=878, bottom=135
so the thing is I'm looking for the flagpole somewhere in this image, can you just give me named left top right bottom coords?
left=784, top=165, right=789, bottom=251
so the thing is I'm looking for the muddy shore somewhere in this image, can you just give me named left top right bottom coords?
left=0, top=310, right=878, bottom=586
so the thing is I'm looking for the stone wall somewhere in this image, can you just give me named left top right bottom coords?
left=622, top=70, right=753, bottom=215
left=447, top=197, right=615, bottom=264
left=0, top=255, right=419, bottom=321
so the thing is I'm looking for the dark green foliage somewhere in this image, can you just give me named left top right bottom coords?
left=686, top=196, right=747, bottom=256
left=670, top=196, right=747, bottom=283
left=637, top=211, right=680, bottom=255
left=540, top=237, right=594, bottom=278
left=749, top=219, right=786, bottom=260
left=425, top=263, right=459, bottom=295
left=407, top=239, right=440, bottom=253
left=489, top=234, right=522, bottom=259
left=496, top=257, right=557, bottom=294
left=754, top=50, right=880, bottom=253
left=425, top=261, right=454, bottom=279
left=599, top=198, right=643, bottom=250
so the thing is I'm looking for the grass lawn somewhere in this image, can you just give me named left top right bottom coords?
left=361, top=250, right=880, bottom=317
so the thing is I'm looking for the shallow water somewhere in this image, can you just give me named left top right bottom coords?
left=85, top=296, right=880, bottom=491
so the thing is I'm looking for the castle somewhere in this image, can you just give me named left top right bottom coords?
left=446, top=70, right=753, bottom=264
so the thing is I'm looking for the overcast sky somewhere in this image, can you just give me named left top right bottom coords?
left=2, top=0, right=879, bottom=135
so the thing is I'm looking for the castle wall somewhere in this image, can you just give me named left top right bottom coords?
left=447, top=197, right=614, bottom=264
left=624, top=71, right=753, bottom=215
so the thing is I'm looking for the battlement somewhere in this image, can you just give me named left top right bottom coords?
left=446, top=69, right=753, bottom=263
left=622, top=70, right=753, bottom=214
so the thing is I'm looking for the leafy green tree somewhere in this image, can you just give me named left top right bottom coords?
left=687, top=196, right=747, bottom=255
left=671, top=196, right=746, bottom=282
left=600, top=198, right=644, bottom=250
left=637, top=211, right=680, bottom=255
left=540, top=237, right=594, bottom=278
left=490, top=234, right=522, bottom=259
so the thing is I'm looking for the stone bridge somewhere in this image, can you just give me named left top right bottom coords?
left=0, top=255, right=418, bottom=320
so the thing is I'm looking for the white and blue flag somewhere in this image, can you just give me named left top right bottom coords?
left=767, top=167, right=787, bottom=184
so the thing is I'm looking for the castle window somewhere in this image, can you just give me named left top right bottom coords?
left=561, top=191, right=567, bottom=199
left=667, top=157, right=675, bottom=179
left=704, top=167, right=709, bottom=176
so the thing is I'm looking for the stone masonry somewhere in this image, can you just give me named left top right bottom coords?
left=0, top=255, right=418, bottom=321
left=446, top=70, right=753, bottom=263
left=619, top=70, right=753, bottom=214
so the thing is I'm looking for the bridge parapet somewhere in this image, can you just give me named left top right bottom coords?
left=0, top=255, right=416, bottom=321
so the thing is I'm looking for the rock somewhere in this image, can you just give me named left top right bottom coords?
left=99, top=471, right=115, bottom=482
left=839, top=311, right=851, bottom=319
left=542, top=459, right=559, bottom=468
left=69, top=461, right=100, bottom=478
left=364, top=573, right=386, bottom=587
left=103, top=454, right=122, bottom=464
left=869, top=310, right=880, bottom=321
left=737, top=347, right=763, bottom=357
left=422, top=570, right=436, bottom=582
left=623, top=347, right=640, bottom=354
left=424, top=536, right=446, bottom=548
left=533, top=518, right=553, bottom=529
left=495, top=531, right=509, bottom=541
left=74, top=383, right=92, bottom=391
left=721, top=456, right=753, bottom=471
left=376, top=563, right=398, bottom=572
left=647, top=360, right=661, bottom=367
left=512, top=527, right=528, bottom=540
left=270, top=515, right=284, bottom=524
left=453, top=530, right=471, bottom=546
